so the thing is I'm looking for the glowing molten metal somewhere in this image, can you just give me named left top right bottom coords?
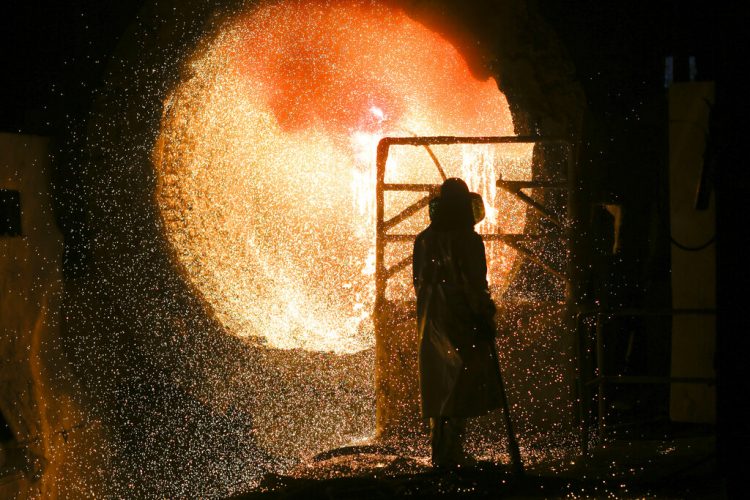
left=154, top=0, right=532, bottom=354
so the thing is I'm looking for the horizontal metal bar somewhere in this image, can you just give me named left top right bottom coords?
left=383, top=233, right=566, bottom=243
left=379, top=135, right=569, bottom=147
left=497, top=180, right=567, bottom=190
left=482, top=233, right=567, bottom=242
left=383, top=234, right=425, bottom=242
left=578, top=308, right=716, bottom=319
left=385, top=181, right=565, bottom=191
left=585, top=375, right=715, bottom=386
left=383, top=183, right=440, bottom=192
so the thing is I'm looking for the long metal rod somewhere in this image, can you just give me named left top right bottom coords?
left=374, top=139, right=388, bottom=437
left=383, top=233, right=565, bottom=243
left=489, top=342, right=525, bottom=476
left=383, top=183, right=440, bottom=192
left=497, top=180, right=567, bottom=190
left=399, top=127, right=448, bottom=181
left=585, top=375, right=716, bottom=386
left=423, top=144, right=448, bottom=181
left=382, top=236, right=572, bottom=281
left=579, top=308, right=716, bottom=318
left=378, top=135, right=566, bottom=147
left=562, top=141, right=584, bottom=453
left=595, top=313, right=606, bottom=435
left=575, top=312, right=591, bottom=455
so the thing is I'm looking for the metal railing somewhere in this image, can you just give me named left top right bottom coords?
left=372, top=135, right=577, bottom=439
left=576, top=307, right=717, bottom=453
left=374, top=135, right=574, bottom=307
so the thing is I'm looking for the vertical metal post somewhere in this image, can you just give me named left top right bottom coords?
left=595, top=313, right=606, bottom=435
left=374, top=139, right=388, bottom=438
left=575, top=313, right=590, bottom=454
left=564, top=141, right=588, bottom=452
left=564, top=140, right=578, bottom=305
left=375, top=141, right=388, bottom=307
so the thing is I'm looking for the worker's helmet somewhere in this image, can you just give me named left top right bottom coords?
left=429, top=178, right=485, bottom=225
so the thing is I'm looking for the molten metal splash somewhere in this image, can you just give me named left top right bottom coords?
left=154, top=0, right=532, bottom=354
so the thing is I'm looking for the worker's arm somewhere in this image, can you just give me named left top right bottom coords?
left=459, top=232, right=496, bottom=324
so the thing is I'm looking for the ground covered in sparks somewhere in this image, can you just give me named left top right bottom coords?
left=231, top=424, right=718, bottom=499
left=148, top=0, right=539, bottom=480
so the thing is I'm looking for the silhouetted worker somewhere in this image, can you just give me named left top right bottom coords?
left=413, top=178, right=504, bottom=468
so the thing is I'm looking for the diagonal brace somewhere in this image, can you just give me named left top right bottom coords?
left=383, top=195, right=431, bottom=231
left=503, top=239, right=568, bottom=282
left=497, top=179, right=563, bottom=228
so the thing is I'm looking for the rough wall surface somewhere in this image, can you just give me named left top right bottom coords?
left=0, top=133, right=105, bottom=498
left=400, top=0, right=584, bottom=137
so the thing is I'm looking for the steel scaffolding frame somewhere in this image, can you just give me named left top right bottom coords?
left=373, top=135, right=578, bottom=443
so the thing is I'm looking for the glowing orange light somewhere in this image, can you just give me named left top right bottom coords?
left=154, top=0, right=532, bottom=354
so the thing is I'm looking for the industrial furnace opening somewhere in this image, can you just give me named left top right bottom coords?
left=153, top=0, right=532, bottom=354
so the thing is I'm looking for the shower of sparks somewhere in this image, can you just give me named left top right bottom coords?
left=154, top=0, right=532, bottom=355
left=34, top=1, right=674, bottom=498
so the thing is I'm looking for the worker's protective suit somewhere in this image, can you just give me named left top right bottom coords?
left=413, top=178, right=504, bottom=465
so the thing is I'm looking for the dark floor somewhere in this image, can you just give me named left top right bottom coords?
left=231, top=422, right=722, bottom=499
